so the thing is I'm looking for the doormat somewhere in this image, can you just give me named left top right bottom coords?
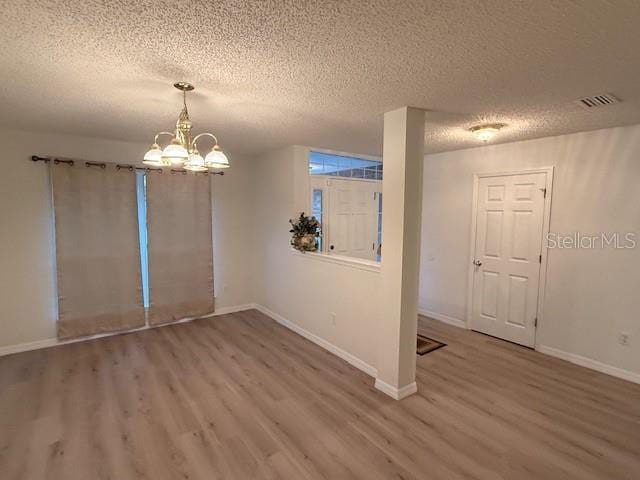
left=417, top=334, right=446, bottom=356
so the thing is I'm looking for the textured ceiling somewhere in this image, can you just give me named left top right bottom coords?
left=0, top=0, right=639, bottom=157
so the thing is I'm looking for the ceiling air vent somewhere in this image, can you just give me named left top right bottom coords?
left=574, top=93, right=621, bottom=110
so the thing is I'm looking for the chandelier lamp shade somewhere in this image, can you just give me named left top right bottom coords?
left=143, top=82, right=230, bottom=171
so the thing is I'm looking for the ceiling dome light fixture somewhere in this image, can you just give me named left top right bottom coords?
left=470, top=123, right=505, bottom=142
left=143, top=82, right=230, bottom=171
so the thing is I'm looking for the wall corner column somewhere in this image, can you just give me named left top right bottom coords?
left=376, top=106, right=425, bottom=400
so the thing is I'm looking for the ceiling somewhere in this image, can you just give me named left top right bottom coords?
left=1, top=0, right=639, bottom=157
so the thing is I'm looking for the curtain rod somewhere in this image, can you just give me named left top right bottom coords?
left=30, top=155, right=224, bottom=176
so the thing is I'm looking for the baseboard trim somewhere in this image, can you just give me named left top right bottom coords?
left=206, top=304, right=257, bottom=317
left=536, top=345, right=640, bottom=385
left=253, top=303, right=378, bottom=378
left=0, top=303, right=256, bottom=357
left=0, top=338, right=60, bottom=357
left=417, top=311, right=640, bottom=385
left=374, top=379, right=418, bottom=400
left=418, top=308, right=467, bottom=329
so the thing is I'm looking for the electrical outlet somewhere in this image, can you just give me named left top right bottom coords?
left=618, top=332, right=630, bottom=346
left=331, top=312, right=336, bottom=325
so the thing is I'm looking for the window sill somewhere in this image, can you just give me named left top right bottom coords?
left=290, top=249, right=381, bottom=273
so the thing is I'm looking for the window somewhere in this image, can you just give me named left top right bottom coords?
left=309, top=151, right=383, bottom=180
left=376, top=192, right=383, bottom=262
left=312, top=188, right=324, bottom=251
left=308, top=150, right=383, bottom=262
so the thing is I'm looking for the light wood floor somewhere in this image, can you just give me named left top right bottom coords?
left=1, top=310, right=639, bottom=479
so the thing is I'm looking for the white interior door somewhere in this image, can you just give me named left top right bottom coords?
left=471, top=172, right=547, bottom=347
left=327, top=179, right=378, bottom=260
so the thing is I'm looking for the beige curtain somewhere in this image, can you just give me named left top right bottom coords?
left=146, top=171, right=214, bottom=325
left=51, top=163, right=144, bottom=339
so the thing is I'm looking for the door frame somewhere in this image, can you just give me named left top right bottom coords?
left=465, top=167, right=555, bottom=348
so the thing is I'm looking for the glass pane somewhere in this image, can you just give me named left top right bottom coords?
left=337, top=155, right=352, bottom=176
left=377, top=192, right=383, bottom=261
left=351, top=167, right=365, bottom=178
left=312, top=189, right=323, bottom=216
left=376, top=163, right=383, bottom=180
left=325, top=155, right=339, bottom=175
left=312, top=188, right=323, bottom=251
left=135, top=171, right=150, bottom=309
left=308, top=151, right=382, bottom=178
left=309, top=159, right=324, bottom=174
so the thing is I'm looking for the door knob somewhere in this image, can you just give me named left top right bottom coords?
left=330, top=245, right=335, bottom=250
left=473, top=259, right=482, bottom=266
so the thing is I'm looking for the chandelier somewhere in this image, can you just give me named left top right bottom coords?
left=143, top=82, right=230, bottom=171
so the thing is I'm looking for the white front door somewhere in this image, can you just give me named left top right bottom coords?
left=471, top=172, right=548, bottom=347
left=327, top=180, right=352, bottom=256
left=327, top=179, right=378, bottom=260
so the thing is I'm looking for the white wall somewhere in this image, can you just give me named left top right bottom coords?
left=0, top=127, right=254, bottom=349
left=210, top=149, right=255, bottom=309
left=420, top=124, right=640, bottom=378
left=252, top=146, right=383, bottom=373
left=5, top=121, right=638, bottom=385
